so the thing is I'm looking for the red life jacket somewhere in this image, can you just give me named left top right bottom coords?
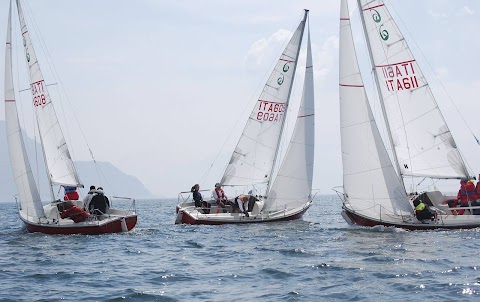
left=458, top=182, right=477, bottom=205
left=64, top=191, right=79, bottom=201
left=214, top=187, right=227, bottom=200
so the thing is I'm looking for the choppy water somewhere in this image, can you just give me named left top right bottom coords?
left=0, top=196, right=479, bottom=301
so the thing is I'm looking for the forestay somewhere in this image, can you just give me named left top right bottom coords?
left=339, top=0, right=412, bottom=216
left=265, top=26, right=314, bottom=212
left=221, top=13, right=307, bottom=193
left=4, top=0, right=44, bottom=219
left=358, top=0, right=468, bottom=179
left=16, top=0, right=82, bottom=187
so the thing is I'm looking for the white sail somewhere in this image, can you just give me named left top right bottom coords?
left=16, top=0, right=82, bottom=187
left=339, top=0, right=412, bottom=217
left=221, top=12, right=308, bottom=193
left=357, top=0, right=468, bottom=179
left=265, top=25, right=314, bottom=212
left=4, top=0, right=44, bottom=219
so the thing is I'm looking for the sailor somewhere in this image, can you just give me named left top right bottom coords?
left=191, top=184, right=211, bottom=213
left=63, top=186, right=79, bottom=201
left=234, top=194, right=250, bottom=217
left=212, top=183, right=228, bottom=210
left=83, top=185, right=97, bottom=211
left=415, top=200, right=434, bottom=222
left=60, top=201, right=90, bottom=223
left=191, top=184, right=203, bottom=207
left=457, top=179, right=476, bottom=215
left=89, top=187, right=110, bottom=215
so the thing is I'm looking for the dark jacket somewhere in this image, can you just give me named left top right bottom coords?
left=193, top=191, right=203, bottom=207
left=89, top=193, right=110, bottom=215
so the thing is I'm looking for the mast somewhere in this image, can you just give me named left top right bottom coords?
left=266, top=9, right=308, bottom=196
left=356, top=0, right=404, bottom=186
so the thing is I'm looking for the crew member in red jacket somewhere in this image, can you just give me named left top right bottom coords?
left=63, top=186, right=79, bottom=201
left=60, top=202, right=90, bottom=223
left=456, top=179, right=477, bottom=215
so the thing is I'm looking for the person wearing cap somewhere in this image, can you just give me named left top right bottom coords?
left=212, top=183, right=228, bottom=211
left=83, top=185, right=97, bottom=211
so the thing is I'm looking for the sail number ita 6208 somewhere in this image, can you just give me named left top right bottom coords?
left=31, top=80, right=47, bottom=107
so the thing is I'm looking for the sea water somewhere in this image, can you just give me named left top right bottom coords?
left=0, top=196, right=478, bottom=301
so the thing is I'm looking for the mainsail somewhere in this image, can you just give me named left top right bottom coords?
left=4, top=0, right=44, bottom=219
left=16, top=0, right=82, bottom=187
left=357, top=0, right=468, bottom=179
left=339, top=0, right=412, bottom=216
left=221, top=11, right=308, bottom=194
left=265, top=24, right=314, bottom=212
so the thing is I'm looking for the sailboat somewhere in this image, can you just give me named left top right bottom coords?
left=338, top=0, right=480, bottom=230
left=4, top=0, right=137, bottom=234
left=176, top=10, right=315, bottom=225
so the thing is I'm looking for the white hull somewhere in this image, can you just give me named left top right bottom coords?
left=176, top=200, right=312, bottom=225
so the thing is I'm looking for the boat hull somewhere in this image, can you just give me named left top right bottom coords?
left=176, top=202, right=311, bottom=225
left=20, top=215, right=138, bottom=235
left=342, top=207, right=480, bottom=230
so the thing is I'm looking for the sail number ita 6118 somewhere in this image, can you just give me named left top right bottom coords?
left=256, top=100, right=285, bottom=122
left=378, top=60, right=419, bottom=92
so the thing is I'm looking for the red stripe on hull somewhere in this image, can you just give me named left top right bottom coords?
left=23, top=215, right=137, bottom=235
left=343, top=208, right=480, bottom=230
left=180, top=206, right=310, bottom=225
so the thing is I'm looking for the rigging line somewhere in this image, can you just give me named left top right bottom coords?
left=95, top=161, right=116, bottom=198
left=388, top=0, right=479, bottom=147
left=22, top=0, right=78, bottom=163
left=18, top=82, right=57, bottom=92
left=27, top=7, right=107, bottom=183
left=21, top=2, right=80, bottom=192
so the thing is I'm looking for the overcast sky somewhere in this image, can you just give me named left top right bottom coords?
left=0, top=0, right=479, bottom=198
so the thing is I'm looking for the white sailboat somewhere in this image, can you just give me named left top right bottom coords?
left=338, top=0, right=480, bottom=230
left=4, top=0, right=137, bottom=234
left=176, top=10, right=315, bottom=225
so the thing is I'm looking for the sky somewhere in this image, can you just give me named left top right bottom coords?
left=0, top=0, right=479, bottom=198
